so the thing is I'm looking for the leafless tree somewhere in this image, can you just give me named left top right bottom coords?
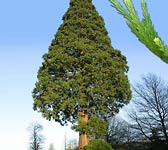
left=27, top=123, right=45, bottom=150
left=130, top=74, right=168, bottom=146
left=107, top=116, right=138, bottom=150
left=66, top=138, right=78, bottom=150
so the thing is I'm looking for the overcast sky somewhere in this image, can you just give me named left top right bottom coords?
left=0, top=0, right=168, bottom=150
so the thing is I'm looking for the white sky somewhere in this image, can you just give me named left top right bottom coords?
left=0, top=0, right=168, bottom=150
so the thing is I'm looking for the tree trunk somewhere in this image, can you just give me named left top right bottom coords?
left=78, top=110, right=89, bottom=150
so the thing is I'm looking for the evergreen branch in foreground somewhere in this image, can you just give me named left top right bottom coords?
left=110, top=0, right=168, bottom=63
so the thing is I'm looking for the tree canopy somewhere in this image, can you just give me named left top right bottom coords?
left=32, top=0, right=131, bottom=129
left=110, top=0, right=168, bottom=63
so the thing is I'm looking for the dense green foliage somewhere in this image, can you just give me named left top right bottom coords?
left=88, top=115, right=107, bottom=139
left=83, top=139, right=113, bottom=150
left=110, top=0, right=168, bottom=63
left=72, top=115, right=107, bottom=138
left=32, top=0, right=131, bottom=127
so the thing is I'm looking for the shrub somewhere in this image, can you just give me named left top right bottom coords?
left=83, top=139, right=113, bottom=150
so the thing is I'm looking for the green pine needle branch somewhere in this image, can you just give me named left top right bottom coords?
left=110, top=0, right=168, bottom=63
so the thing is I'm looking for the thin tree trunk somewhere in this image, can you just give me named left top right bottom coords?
left=78, top=110, right=89, bottom=150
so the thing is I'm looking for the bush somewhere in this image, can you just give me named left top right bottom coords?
left=83, top=139, right=113, bottom=150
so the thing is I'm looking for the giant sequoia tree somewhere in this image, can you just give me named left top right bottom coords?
left=32, top=0, right=131, bottom=149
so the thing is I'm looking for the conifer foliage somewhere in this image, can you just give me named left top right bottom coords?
left=33, top=0, right=131, bottom=136
left=110, top=0, right=168, bottom=63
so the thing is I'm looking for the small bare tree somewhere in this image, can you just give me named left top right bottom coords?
left=107, top=116, right=138, bottom=150
left=130, top=74, right=168, bottom=146
left=66, top=138, right=78, bottom=150
left=27, top=123, right=45, bottom=150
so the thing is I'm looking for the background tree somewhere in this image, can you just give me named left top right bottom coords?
left=66, top=138, right=78, bottom=150
left=49, top=143, right=55, bottom=150
left=129, top=74, right=168, bottom=149
left=107, top=116, right=137, bottom=150
left=32, top=0, right=131, bottom=149
left=27, top=123, right=45, bottom=150
left=110, top=0, right=168, bottom=63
